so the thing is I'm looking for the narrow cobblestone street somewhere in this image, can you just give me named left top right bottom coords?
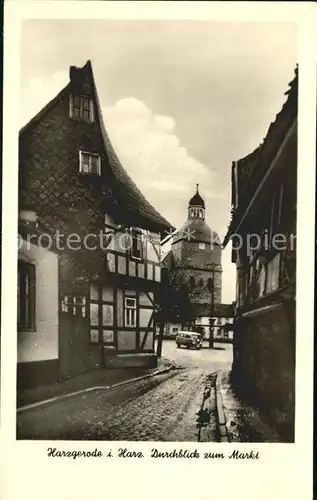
left=17, top=341, right=233, bottom=441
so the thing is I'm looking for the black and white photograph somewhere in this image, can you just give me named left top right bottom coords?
left=1, top=2, right=315, bottom=499
left=14, top=16, right=300, bottom=444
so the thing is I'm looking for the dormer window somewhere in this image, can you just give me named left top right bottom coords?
left=70, top=95, right=94, bottom=122
left=79, top=151, right=101, bottom=175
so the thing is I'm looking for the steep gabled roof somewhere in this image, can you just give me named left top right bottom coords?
left=20, top=60, right=173, bottom=234
left=19, top=84, right=70, bottom=137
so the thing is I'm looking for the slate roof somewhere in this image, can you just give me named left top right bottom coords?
left=223, top=66, right=298, bottom=246
left=20, top=60, right=173, bottom=234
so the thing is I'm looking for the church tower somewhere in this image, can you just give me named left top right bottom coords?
left=169, top=185, right=222, bottom=315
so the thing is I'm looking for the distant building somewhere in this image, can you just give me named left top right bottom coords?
left=195, top=303, right=234, bottom=343
left=223, top=68, right=297, bottom=441
left=18, top=60, right=172, bottom=389
left=158, top=186, right=233, bottom=340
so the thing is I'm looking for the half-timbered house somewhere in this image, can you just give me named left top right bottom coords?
left=18, top=60, right=172, bottom=388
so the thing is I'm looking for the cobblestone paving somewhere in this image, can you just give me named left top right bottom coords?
left=17, top=368, right=217, bottom=441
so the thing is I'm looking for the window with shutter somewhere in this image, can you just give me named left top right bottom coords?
left=79, top=151, right=101, bottom=175
left=70, top=95, right=94, bottom=122
left=131, top=229, right=143, bottom=260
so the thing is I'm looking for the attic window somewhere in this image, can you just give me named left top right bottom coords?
left=79, top=151, right=101, bottom=175
left=70, top=95, right=94, bottom=122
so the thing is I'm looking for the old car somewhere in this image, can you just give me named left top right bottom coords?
left=176, top=331, right=203, bottom=350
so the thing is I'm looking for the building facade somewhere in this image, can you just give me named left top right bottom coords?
left=223, top=68, right=297, bottom=441
left=18, top=60, right=172, bottom=388
left=195, top=303, right=234, bottom=342
left=159, top=187, right=226, bottom=336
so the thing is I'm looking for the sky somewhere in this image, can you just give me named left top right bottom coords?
left=20, top=20, right=297, bottom=303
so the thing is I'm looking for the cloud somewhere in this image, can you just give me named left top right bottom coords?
left=20, top=74, right=215, bottom=223
left=154, top=115, right=175, bottom=133
left=20, top=70, right=69, bottom=126
left=103, top=97, right=215, bottom=221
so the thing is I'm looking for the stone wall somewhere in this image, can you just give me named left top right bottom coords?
left=172, top=239, right=221, bottom=269
left=187, top=268, right=222, bottom=305
left=232, top=300, right=295, bottom=441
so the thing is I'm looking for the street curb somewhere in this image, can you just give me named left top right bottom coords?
left=17, top=364, right=175, bottom=414
left=198, top=378, right=215, bottom=443
left=215, top=372, right=229, bottom=443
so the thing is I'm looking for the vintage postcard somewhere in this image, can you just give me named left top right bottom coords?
left=1, top=1, right=315, bottom=499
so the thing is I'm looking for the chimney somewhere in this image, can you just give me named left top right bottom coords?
left=69, top=65, right=80, bottom=82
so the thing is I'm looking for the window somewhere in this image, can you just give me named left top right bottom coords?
left=278, top=183, right=284, bottom=225
left=61, top=295, right=86, bottom=317
left=82, top=97, right=92, bottom=121
left=189, top=276, right=195, bottom=288
left=248, top=264, right=253, bottom=285
left=70, top=95, right=94, bottom=122
left=207, top=278, right=213, bottom=291
left=125, top=297, right=137, bottom=327
left=71, top=96, right=81, bottom=119
left=199, top=278, right=204, bottom=287
left=131, top=229, right=143, bottom=260
left=79, top=151, right=101, bottom=175
left=269, top=184, right=283, bottom=247
left=266, top=253, right=280, bottom=293
left=18, top=261, right=36, bottom=330
left=258, top=264, right=266, bottom=297
left=199, top=242, right=205, bottom=250
left=238, top=273, right=246, bottom=306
